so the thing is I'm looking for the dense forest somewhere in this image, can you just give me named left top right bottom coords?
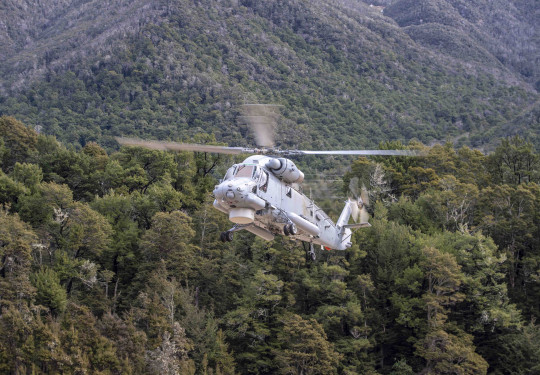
left=1, top=116, right=539, bottom=374
left=1, top=1, right=539, bottom=372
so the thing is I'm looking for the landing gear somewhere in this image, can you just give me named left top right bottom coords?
left=288, top=223, right=298, bottom=235
left=302, top=241, right=316, bottom=261
left=308, top=243, right=316, bottom=261
left=283, top=223, right=297, bottom=236
left=220, top=231, right=234, bottom=242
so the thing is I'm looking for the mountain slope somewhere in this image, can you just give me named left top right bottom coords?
left=383, top=0, right=539, bottom=89
left=0, top=0, right=537, bottom=151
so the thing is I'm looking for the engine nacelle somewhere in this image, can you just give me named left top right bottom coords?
left=265, top=158, right=305, bottom=184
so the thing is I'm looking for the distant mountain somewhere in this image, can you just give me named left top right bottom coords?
left=383, top=0, right=538, bottom=88
left=0, top=0, right=538, bottom=150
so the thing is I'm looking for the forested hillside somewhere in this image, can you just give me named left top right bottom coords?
left=0, top=0, right=538, bottom=151
left=1, top=116, right=539, bottom=374
left=1, top=0, right=539, bottom=373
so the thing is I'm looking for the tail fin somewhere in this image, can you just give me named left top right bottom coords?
left=338, top=198, right=370, bottom=225
left=337, top=199, right=356, bottom=228
left=336, top=199, right=371, bottom=250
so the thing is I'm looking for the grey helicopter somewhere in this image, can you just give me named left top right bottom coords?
left=117, top=105, right=418, bottom=260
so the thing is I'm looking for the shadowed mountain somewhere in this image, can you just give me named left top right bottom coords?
left=0, top=0, right=537, bottom=150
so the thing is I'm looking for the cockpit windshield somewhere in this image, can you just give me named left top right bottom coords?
left=234, top=165, right=258, bottom=179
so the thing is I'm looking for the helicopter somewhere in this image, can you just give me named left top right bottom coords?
left=117, top=105, right=418, bottom=260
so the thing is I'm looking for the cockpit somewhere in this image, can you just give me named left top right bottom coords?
left=224, top=164, right=262, bottom=180
left=235, top=164, right=257, bottom=179
left=222, top=164, right=269, bottom=192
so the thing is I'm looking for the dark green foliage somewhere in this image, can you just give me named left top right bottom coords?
left=0, top=121, right=539, bottom=374
left=31, top=268, right=67, bottom=314
left=0, top=117, right=37, bottom=171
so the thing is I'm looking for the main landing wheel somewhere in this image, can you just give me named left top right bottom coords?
left=283, top=224, right=290, bottom=236
left=287, top=223, right=298, bottom=235
left=284, top=223, right=297, bottom=236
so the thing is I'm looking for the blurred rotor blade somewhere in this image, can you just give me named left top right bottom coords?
left=245, top=116, right=275, bottom=147
left=360, top=206, right=370, bottom=224
left=116, top=137, right=246, bottom=155
left=241, top=104, right=279, bottom=148
left=349, top=177, right=360, bottom=198
left=360, top=184, right=370, bottom=207
left=350, top=199, right=360, bottom=223
left=295, top=149, right=421, bottom=156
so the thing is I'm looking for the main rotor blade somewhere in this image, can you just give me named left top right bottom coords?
left=295, top=150, right=421, bottom=156
left=116, top=137, right=246, bottom=155
left=241, top=104, right=278, bottom=148
left=244, top=116, right=275, bottom=147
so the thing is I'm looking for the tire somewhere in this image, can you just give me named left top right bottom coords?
left=287, top=223, right=298, bottom=235
left=283, top=224, right=290, bottom=236
left=225, top=231, right=234, bottom=242
left=220, top=232, right=226, bottom=242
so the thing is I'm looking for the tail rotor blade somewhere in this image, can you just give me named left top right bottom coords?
left=360, top=206, right=370, bottom=224
left=349, top=177, right=359, bottom=198
left=350, top=199, right=360, bottom=223
left=360, top=184, right=370, bottom=207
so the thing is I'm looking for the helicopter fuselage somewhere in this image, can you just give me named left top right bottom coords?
left=213, top=155, right=357, bottom=250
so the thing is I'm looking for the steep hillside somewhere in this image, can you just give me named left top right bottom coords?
left=383, top=0, right=539, bottom=89
left=0, top=0, right=537, bottom=151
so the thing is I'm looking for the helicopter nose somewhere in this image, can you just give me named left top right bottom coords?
left=214, top=180, right=252, bottom=201
left=213, top=179, right=266, bottom=224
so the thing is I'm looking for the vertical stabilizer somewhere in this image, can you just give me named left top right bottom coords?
left=337, top=199, right=355, bottom=228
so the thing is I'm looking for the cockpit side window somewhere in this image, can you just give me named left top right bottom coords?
left=223, top=166, right=236, bottom=181
left=259, top=171, right=269, bottom=192
left=253, top=166, right=261, bottom=180
left=286, top=187, right=292, bottom=197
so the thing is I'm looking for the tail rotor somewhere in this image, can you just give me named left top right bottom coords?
left=349, top=177, right=370, bottom=224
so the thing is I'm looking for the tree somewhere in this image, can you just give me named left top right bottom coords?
left=477, top=183, right=540, bottom=317
left=146, top=322, right=196, bottom=375
left=0, top=171, right=28, bottom=208
left=0, top=116, right=37, bottom=171
left=60, top=303, right=122, bottom=373
left=418, top=176, right=479, bottom=231
left=415, top=247, right=488, bottom=374
left=62, top=201, right=113, bottom=260
left=113, top=146, right=177, bottom=193
left=274, top=313, right=341, bottom=375
left=31, top=267, right=67, bottom=314
left=97, top=312, right=148, bottom=374
left=11, top=162, right=43, bottom=193
left=0, top=209, right=36, bottom=307
left=487, top=136, right=539, bottom=185
left=140, top=211, right=197, bottom=280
